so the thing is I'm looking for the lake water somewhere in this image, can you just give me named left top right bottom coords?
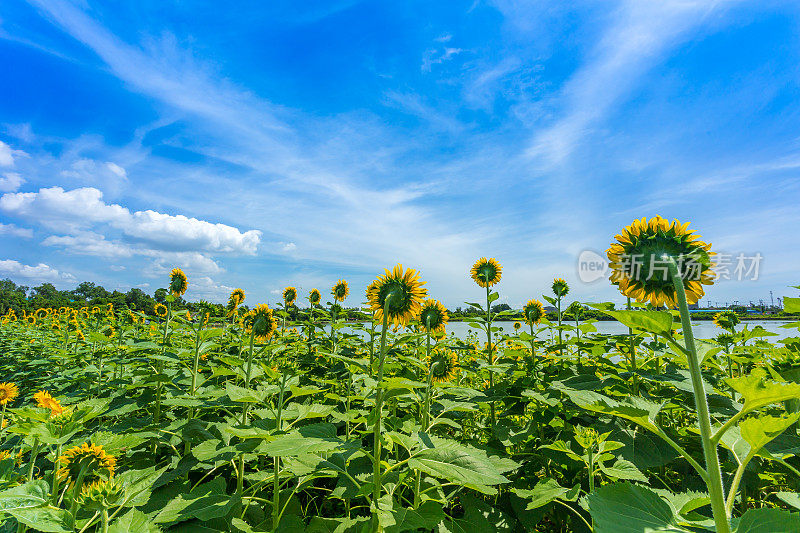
left=318, top=320, right=798, bottom=342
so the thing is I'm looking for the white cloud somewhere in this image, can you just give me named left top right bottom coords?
left=189, top=276, right=235, bottom=302
left=42, top=232, right=135, bottom=258
left=105, top=162, right=127, bottom=179
left=282, top=242, right=297, bottom=252
left=0, top=141, right=14, bottom=166
left=0, top=172, right=24, bottom=192
left=0, top=222, right=33, bottom=238
left=0, top=186, right=261, bottom=254
left=143, top=251, right=222, bottom=277
left=0, top=259, right=74, bottom=283
left=528, top=0, right=734, bottom=165
left=109, top=265, right=126, bottom=271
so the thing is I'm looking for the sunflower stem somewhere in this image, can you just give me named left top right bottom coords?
left=667, top=258, right=731, bottom=533
left=414, top=317, right=434, bottom=508
left=236, top=329, right=256, bottom=500
left=485, top=281, right=495, bottom=431
left=273, top=372, right=287, bottom=531
left=371, top=295, right=394, bottom=532
left=627, top=297, right=639, bottom=395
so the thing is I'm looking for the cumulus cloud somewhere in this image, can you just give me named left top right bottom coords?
left=42, top=232, right=135, bottom=258
left=0, top=172, right=24, bottom=192
left=0, top=186, right=261, bottom=254
left=143, top=251, right=223, bottom=276
left=190, top=276, right=235, bottom=301
left=0, top=259, right=75, bottom=282
left=0, top=222, right=33, bottom=238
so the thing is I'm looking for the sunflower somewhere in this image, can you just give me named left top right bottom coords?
left=429, top=350, right=459, bottom=383
left=33, top=391, right=64, bottom=416
left=552, top=278, right=569, bottom=297
left=58, top=443, right=116, bottom=485
left=715, top=333, right=735, bottom=347
left=244, top=304, right=277, bottom=342
left=523, top=299, right=545, bottom=325
left=418, top=299, right=448, bottom=334
left=513, top=321, right=521, bottom=331
left=24, top=315, right=36, bottom=326
left=78, top=478, right=123, bottom=509
left=607, top=216, right=715, bottom=307
left=231, top=288, right=246, bottom=305
left=366, top=265, right=427, bottom=328
left=103, top=325, right=115, bottom=338
left=76, top=330, right=85, bottom=342
left=283, top=287, right=297, bottom=306
left=35, top=308, right=49, bottom=319
left=713, top=310, right=740, bottom=332
left=470, top=257, right=502, bottom=288
left=309, top=288, right=321, bottom=306
left=154, top=303, right=168, bottom=318
left=332, top=280, right=349, bottom=302
left=0, top=383, right=19, bottom=406
left=169, top=268, right=188, bottom=297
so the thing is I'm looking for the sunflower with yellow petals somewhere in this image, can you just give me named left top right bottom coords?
left=154, top=303, right=168, bottom=318
left=713, top=310, right=740, bottom=332
left=169, top=268, right=188, bottom=297
left=523, top=299, right=544, bottom=325
left=244, top=304, right=277, bottom=342
left=58, top=443, right=116, bottom=485
left=366, top=265, right=427, bottom=328
left=552, top=278, right=569, bottom=297
left=33, top=390, right=64, bottom=416
left=470, top=257, right=502, bottom=288
left=418, top=299, right=448, bottom=335
left=283, top=287, right=297, bottom=306
left=332, top=280, right=349, bottom=302
left=0, top=383, right=19, bottom=406
left=607, top=215, right=715, bottom=307
left=309, top=288, right=321, bottom=306
left=429, top=350, right=459, bottom=383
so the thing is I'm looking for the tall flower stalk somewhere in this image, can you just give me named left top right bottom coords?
left=607, top=216, right=725, bottom=531
left=471, top=257, right=502, bottom=430
left=552, top=278, right=569, bottom=361
left=366, top=265, right=426, bottom=530
left=413, top=299, right=447, bottom=507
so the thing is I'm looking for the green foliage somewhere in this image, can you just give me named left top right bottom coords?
left=0, top=281, right=799, bottom=532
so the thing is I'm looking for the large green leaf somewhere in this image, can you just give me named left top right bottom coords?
left=513, top=478, right=578, bottom=510
left=605, top=310, right=673, bottom=336
left=225, top=383, right=266, bottom=403
left=262, top=433, right=342, bottom=457
left=561, top=389, right=664, bottom=434
left=153, top=478, right=240, bottom=525
left=784, top=297, right=800, bottom=314
left=108, top=509, right=161, bottom=533
left=599, top=459, right=648, bottom=482
left=586, top=483, right=691, bottom=533
left=776, top=492, right=800, bottom=511
left=408, top=436, right=511, bottom=495
left=728, top=369, right=800, bottom=416
left=735, top=508, right=800, bottom=532
left=6, top=506, right=73, bottom=533
left=0, top=479, right=50, bottom=511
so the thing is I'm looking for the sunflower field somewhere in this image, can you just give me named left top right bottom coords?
left=0, top=217, right=800, bottom=532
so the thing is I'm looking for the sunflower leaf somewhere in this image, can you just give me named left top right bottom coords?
left=604, top=310, right=673, bottom=336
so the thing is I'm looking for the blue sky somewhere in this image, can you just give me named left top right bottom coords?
left=1, top=0, right=799, bottom=309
